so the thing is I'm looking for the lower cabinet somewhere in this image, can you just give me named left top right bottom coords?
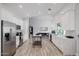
left=52, top=35, right=76, bottom=56
left=16, top=36, right=19, bottom=48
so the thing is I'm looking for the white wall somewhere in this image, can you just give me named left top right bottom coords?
left=75, top=4, right=79, bottom=56
left=23, top=17, right=29, bottom=42
left=30, top=15, right=54, bottom=35
left=54, top=4, right=75, bottom=31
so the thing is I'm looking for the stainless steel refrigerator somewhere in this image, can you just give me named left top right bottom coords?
left=1, top=20, right=16, bottom=56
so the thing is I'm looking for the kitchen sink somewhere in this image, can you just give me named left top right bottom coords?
left=65, top=36, right=74, bottom=39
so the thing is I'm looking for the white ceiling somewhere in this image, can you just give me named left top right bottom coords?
left=1, top=3, right=68, bottom=19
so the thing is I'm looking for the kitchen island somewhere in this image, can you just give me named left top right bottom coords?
left=52, top=34, right=76, bottom=56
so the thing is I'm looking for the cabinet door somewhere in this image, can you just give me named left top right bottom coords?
left=63, top=39, right=76, bottom=56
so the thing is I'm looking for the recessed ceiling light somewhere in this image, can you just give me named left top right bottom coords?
left=19, top=5, right=23, bottom=8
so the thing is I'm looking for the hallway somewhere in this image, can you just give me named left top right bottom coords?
left=14, top=38, right=63, bottom=56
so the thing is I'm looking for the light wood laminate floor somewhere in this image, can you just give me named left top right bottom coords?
left=14, top=38, right=63, bottom=56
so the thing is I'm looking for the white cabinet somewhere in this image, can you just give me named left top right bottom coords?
left=52, top=35, right=76, bottom=56
left=52, top=35, right=63, bottom=51
left=62, top=38, right=76, bottom=56
left=16, top=36, right=19, bottom=48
